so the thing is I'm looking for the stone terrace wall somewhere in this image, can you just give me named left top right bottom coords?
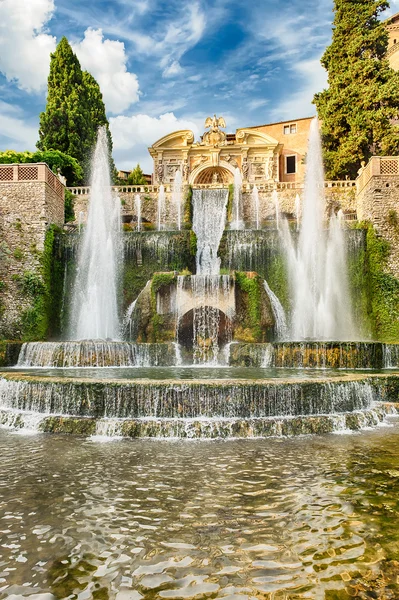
left=356, top=157, right=399, bottom=278
left=69, top=181, right=357, bottom=227
left=0, top=164, right=65, bottom=338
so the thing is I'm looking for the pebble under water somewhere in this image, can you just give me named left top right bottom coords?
left=0, top=426, right=398, bottom=599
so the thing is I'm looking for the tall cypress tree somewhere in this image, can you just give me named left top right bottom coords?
left=314, top=0, right=399, bottom=179
left=38, top=37, right=115, bottom=183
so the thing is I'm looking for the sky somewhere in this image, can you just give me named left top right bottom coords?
left=1, top=0, right=399, bottom=173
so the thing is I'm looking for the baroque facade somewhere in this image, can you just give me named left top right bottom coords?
left=148, top=115, right=313, bottom=187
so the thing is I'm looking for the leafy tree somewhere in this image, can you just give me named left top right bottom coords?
left=127, top=164, right=147, bottom=185
left=37, top=37, right=116, bottom=183
left=0, top=149, right=83, bottom=186
left=314, top=0, right=399, bottom=179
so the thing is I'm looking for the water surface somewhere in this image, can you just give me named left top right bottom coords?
left=0, top=425, right=398, bottom=598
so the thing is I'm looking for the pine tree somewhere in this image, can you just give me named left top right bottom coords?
left=127, top=164, right=147, bottom=185
left=314, top=0, right=399, bottom=179
left=38, top=37, right=116, bottom=183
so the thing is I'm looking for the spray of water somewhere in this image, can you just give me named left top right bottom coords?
left=281, top=118, right=357, bottom=340
left=252, top=185, right=260, bottom=230
left=135, top=194, right=141, bottom=232
left=231, top=168, right=244, bottom=230
left=157, top=184, right=165, bottom=231
left=272, top=189, right=280, bottom=230
left=69, top=126, right=122, bottom=340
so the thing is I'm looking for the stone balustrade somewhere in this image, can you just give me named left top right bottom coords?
left=67, top=179, right=356, bottom=195
left=356, top=156, right=399, bottom=193
left=0, top=163, right=65, bottom=199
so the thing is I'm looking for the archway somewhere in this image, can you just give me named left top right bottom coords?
left=189, top=161, right=236, bottom=186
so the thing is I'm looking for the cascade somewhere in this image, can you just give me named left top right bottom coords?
left=172, top=169, right=183, bottom=230
left=295, top=193, right=301, bottom=231
left=252, top=185, right=260, bottom=230
left=231, top=168, right=244, bottom=230
left=263, top=280, right=288, bottom=341
left=192, top=189, right=228, bottom=276
left=124, top=298, right=138, bottom=339
left=69, top=126, right=122, bottom=340
left=281, top=118, right=357, bottom=341
left=135, top=194, right=141, bottom=232
left=157, top=184, right=165, bottom=231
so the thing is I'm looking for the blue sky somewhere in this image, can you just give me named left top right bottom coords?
left=1, top=0, right=399, bottom=172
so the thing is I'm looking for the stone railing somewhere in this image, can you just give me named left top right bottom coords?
left=0, top=162, right=65, bottom=198
left=67, top=180, right=356, bottom=195
left=356, top=156, right=399, bottom=193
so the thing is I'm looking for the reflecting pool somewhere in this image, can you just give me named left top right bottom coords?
left=0, top=424, right=398, bottom=599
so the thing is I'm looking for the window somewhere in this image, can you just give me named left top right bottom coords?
left=286, top=155, right=296, bottom=174
left=283, top=123, right=297, bottom=134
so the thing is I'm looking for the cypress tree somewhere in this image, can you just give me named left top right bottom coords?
left=314, top=0, right=399, bottom=179
left=38, top=37, right=116, bottom=183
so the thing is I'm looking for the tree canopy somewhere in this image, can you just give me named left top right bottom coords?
left=37, top=37, right=115, bottom=183
left=314, top=0, right=399, bottom=179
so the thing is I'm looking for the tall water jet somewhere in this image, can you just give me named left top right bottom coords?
left=157, top=184, right=165, bottom=231
left=272, top=189, right=280, bottom=230
left=252, top=185, right=260, bottom=230
left=135, top=194, right=141, bottom=232
left=231, top=168, right=244, bottom=230
left=192, top=189, right=228, bottom=276
left=282, top=118, right=357, bottom=340
left=172, top=169, right=183, bottom=230
left=69, top=126, right=122, bottom=340
left=295, top=193, right=301, bottom=231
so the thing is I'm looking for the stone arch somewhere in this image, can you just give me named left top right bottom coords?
left=177, top=308, right=231, bottom=350
left=189, top=160, right=236, bottom=185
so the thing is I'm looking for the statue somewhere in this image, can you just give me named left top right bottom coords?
left=212, top=171, right=219, bottom=184
left=242, top=159, right=249, bottom=180
left=202, top=115, right=227, bottom=147
left=183, top=160, right=189, bottom=180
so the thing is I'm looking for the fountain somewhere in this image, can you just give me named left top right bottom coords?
left=0, top=118, right=397, bottom=440
left=69, top=126, right=122, bottom=340
left=172, top=169, right=183, bottom=230
left=281, top=118, right=357, bottom=341
left=230, top=168, right=244, bottom=230
left=157, top=184, right=165, bottom=231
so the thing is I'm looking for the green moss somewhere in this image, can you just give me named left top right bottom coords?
left=189, top=230, right=197, bottom=257
left=265, top=252, right=290, bottom=314
left=235, top=271, right=262, bottom=342
left=358, top=223, right=399, bottom=341
left=13, top=248, right=23, bottom=260
left=149, top=272, right=177, bottom=342
left=64, top=189, right=75, bottom=223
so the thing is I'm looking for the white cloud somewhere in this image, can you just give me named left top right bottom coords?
left=270, top=58, right=326, bottom=121
left=72, top=28, right=140, bottom=114
left=0, top=0, right=56, bottom=92
left=162, top=60, right=183, bottom=78
left=0, top=102, right=38, bottom=148
left=110, top=112, right=200, bottom=171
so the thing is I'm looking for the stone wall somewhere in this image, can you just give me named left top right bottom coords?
left=356, top=157, right=399, bottom=278
left=0, top=168, right=65, bottom=339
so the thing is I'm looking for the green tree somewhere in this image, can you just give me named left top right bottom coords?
left=127, top=164, right=147, bottom=185
left=314, top=0, right=399, bottom=179
left=37, top=37, right=116, bottom=183
left=0, top=149, right=83, bottom=186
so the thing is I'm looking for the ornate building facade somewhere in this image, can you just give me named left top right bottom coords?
left=386, top=12, right=399, bottom=71
left=148, top=115, right=313, bottom=186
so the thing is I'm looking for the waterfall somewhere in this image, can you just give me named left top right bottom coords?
left=157, top=184, right=165, bottom=231
left=135, top=194, right=141, bottom=232
left=252, top=185, right=260, bottom=230
left=124, top=297, right=138, bottom=339
left=172, top=169, right=183, bottom=230
left=69, top=126, right=122, bottom=340
left=192, top=189, right=228, bottom=276
left=231, top=168, right=244, bottom=230
left=281, top=118, right=357, bottom=341
left=263, top=280, right=288, bottom=341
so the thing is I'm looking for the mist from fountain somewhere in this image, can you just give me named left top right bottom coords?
left=172, top=169, right=183, bottom=230
left=282, top=118, right=357, bottom=341
left=295, top=193, right=301, bottom=231
left=272, top=189, right=280, bottom=230
left=69, top=126, right=122, bottom=340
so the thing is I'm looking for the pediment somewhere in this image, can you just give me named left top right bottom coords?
left=151, top=130, right=195, bottom=150
left=235, top=129, right=279, bottom=147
